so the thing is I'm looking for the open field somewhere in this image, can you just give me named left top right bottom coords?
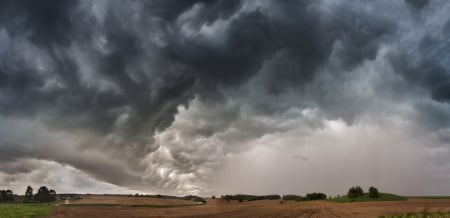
left=0, top=204, right=53, bottom=218
left=380, top=211, right=450, bottom=218
left=67, top=195, right=200, bottom=207
left=42, top=196, right=450, bottom=218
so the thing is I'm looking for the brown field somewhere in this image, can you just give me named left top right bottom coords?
left=46, top=197, right=450, bottom=218
left=69, top=195, right=197, bottom=206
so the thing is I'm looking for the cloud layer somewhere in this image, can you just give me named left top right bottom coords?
left=0, top=0, right=450, bottom=195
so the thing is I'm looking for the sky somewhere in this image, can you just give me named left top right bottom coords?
left=0, top=0, right=450, bottom=196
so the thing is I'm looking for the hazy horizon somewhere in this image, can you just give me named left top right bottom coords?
left=1, top=0, right=450, bottom=197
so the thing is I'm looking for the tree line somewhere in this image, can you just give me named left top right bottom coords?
left=218, top=186, right=381, bottom=202
left=0, top=186, right=57, bottom=203
left=347, top=186, right=379, bottom=198
left=220, top=193, right=327, bottom=202
left=221, top=194, right=281, bottom=202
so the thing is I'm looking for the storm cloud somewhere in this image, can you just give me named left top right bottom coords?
left=0, top=0, right=450, bottom=196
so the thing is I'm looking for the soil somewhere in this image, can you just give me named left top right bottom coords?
left=46, top=197, right=450, bottom=218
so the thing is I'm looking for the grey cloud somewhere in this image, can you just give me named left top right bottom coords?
left=0, top=0, right=450, bottom=195
left=405, top=0, right=429, bottom=8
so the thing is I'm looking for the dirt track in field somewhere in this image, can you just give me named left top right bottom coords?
left=46, top=196, right=450, bottom=218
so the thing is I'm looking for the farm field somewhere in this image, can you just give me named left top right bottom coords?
left=0, top=204, right=53, bottom=218
left=68, top=195, right=199, bottom=206
left=44, top=196, right=450, bottom=218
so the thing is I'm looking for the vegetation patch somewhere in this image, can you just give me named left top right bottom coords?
left=379, top=211, right=450, bottom=218
left=126, top=194, right=206, bottom=204
left=407, top=196, right=450, bottom=199
left=221, top=194, right=281, bottom=202
left=0, top=204, right=53, bottom=218
left=328, top=193, right=406, bottom=203
left=282, top=193, right=327, bottom=201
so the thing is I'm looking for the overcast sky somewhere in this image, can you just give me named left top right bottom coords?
left=0, top=0, right=450, bottom=196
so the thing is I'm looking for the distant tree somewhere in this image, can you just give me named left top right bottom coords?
left=24, top=186, right=34, bottom=203
left=222, top=195, right=232, bottom=202
left=34, top=186, right=56, bottom=203
left=0, top=189, right=14, bottom=202
left=212, top=195, right=216, bottom=199
left=305, top=192, right=327, bottom=200
left=347, top=186, right=364, bottom=198
left=368, top=186, right=379, bottom=198
left=282, top=195, right=306, bottom=201
left=49, top=189, right=56, bottom=201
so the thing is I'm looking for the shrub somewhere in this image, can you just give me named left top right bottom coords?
left=368, top=186, right=379, bottom=198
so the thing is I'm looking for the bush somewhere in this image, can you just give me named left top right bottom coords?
left=368, top=186, right=379, bottom=198
left=347, top=186, right=364, bottom=198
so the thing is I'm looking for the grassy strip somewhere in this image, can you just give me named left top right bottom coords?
left=0, top=204, right=53, bottom=218
left=328, top=193, right=406, bottom=203
left=407, top=196, right=450, bottom=199
left=61, top=203, right=203, bottom=208
left=379, top=211, right=450, bottom=218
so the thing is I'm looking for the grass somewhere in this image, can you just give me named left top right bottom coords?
left=407, top=196, right=450, bottom=199
left=379, top=211, right=450, bottom=218
left=328, top=193, right=407, bottom=203
left=0, top=204, right=53, bottom=218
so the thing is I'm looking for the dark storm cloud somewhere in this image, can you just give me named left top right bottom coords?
left=389, top=32, right=450, bottom=106
left=405, top=0, right=429, bottom=8
left=0, top=0, right=76, bottom=47
left=168, top=9, right=275, bottom=90
left=259, top=1, right=396, bottom=94
left=145, top=0, right=242, bottom=24
left=0, top=0, right=450, bottom=194
left=0, top=0, right=398, bottom=138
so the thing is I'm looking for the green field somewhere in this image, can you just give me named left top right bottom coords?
left=379, top=211, right=450, bottom=218
left=407, top=196, right=450, bottom=199
left=328, top=193, right=407, bottom=203
left=0, top=204, right=53, bottom=218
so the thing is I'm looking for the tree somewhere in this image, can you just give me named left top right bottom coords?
left=369, top=186, right=379, bottom=198
left=0, top=189, right=14, bottom=202
left=347, top=186, right=364, bottom=198
left=24, top=186, right=34, bottom=203
left=34, top=186, right=56, bottom=203
left=305, top=192, right=327, bottom=200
